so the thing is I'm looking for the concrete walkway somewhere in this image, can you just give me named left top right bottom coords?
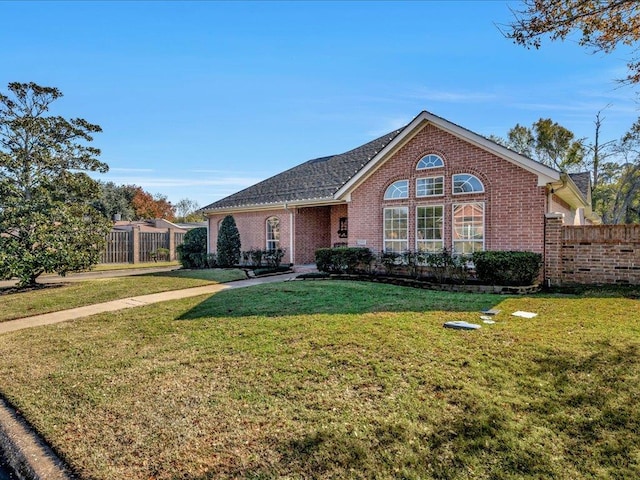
left=0, top=272, right=300, bottom=335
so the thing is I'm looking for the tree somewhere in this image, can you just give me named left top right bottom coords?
left=174, top=198, right=204, bottom=222
left=595, top=119, right=640, bottom=223
left=216, top=215, right=241, bottom=267
left=504, top=0, right=640, bottom=84
left=494, top=118, right=586, bottom=171
left=130, top=187, right=176, bottom=220
left=176, top=227, right=208, bottom=268
left=0, top=82, right=111, bottom=287
left=93, top=181, right=137, bottom=220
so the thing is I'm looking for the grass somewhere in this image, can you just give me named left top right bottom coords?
left=90, top=261, right=181, bottom=271
left=0, top=280, right=638, bottom=479
left=0, top=269, right=246, bottom=322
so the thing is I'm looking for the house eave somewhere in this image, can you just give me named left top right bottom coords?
left=334, top=111, right=561, bottom=200
left=202, top=197, right=345, bottom=216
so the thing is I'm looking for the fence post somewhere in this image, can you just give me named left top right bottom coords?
left=131, top=226, right=141, bottom=264
left=168, top=228, right=176, bottom=261
left=544, top=213, right=564, bottom=286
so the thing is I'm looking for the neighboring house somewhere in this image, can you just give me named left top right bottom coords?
left=112, top=219, right=188, bottom=234
left=202, top=111, right=598, bottom=265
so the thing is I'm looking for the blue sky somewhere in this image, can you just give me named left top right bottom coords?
left=3, top=1, right=638, bottom=209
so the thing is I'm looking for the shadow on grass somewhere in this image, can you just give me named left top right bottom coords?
left=171, top=341, right=640, bottom=480
left=177, top=280, right=500, bottom=320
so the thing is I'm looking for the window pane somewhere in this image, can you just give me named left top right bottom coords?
left=417, top=206, right=444, bottom=252
left=417, top=154, right=444, bottom=170
left=452, top=203, right=484, bottom=254
left=266, top=216, right=280, bottom=251
left=384, top=180, right=409, bottom=199
left=453, top=174, right=484, bottom=194
left=384, top=207, right=408, bottom=253
left=416, top=177, right=444, bottom=197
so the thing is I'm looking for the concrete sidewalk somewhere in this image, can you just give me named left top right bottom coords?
left=0, top=272, right=299, bottom=335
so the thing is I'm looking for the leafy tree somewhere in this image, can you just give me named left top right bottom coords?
left=131, top=187, right=176, bottom=220
left=93, top=181, right=136, bottom=220
left=494, top=118, right=585, bottom=171
left=504, top=0, right=640, bottom=84
left=595, top=119, right=640, bottom=223
left=174, top=198, right=204, bottom=222
left=216, top=215, right=241, bottom=267
left=176, top=227, right=208, bottom=268
left=0, top=82, right=111, bottom=287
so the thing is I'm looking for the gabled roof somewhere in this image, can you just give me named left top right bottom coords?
left=202, top=128, right=404, bottom=211
left=568, top=172, right=591, bottom=200
left=202, top=111, right=573, bottom=213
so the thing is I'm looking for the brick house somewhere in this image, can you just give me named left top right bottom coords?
left=202, top=111, right=598, bottom=265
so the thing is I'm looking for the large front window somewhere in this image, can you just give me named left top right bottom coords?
left=452, top=203, right=484, bottom=254
left=266, top=216, right=280, bottom=251
left=416, top=206, right=444, bottom=252
left=383, top=207, right=408, bottom=253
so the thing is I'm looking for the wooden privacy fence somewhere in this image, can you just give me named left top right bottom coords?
left=100, top=229, right=186, bottom=264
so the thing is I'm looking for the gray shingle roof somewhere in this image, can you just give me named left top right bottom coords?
left=202, top=127, right=405, bottom=210
left=569, top=172, right=591, bottom=199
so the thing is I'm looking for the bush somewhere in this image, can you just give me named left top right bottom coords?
left=315, top=247, right=373, bottom=274
left=177, top=227, right=208, bottom=269
left=150, top=247, right=170, bottom=262
left=472, top=250, right=542, bottom=286
left=217, top=215, right=241, bottom=267
left=423, top=249, right=470, bottom=284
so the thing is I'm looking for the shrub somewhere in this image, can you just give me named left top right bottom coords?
left=423, top=248, right=470, bottom=284
left=472, top=250, right=542, bottom=286
left=315, top=247, right=373, bottom=274
left=217, top=215, right=241, bottom=267
left=176, top=227, right=208, bottom=269
left=265, top=248, right=285, bottom=268
left=150, top=247, right=170, bottom=262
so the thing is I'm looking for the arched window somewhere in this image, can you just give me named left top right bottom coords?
left=452, top=174, right=484, bottom=194
left=417, top=154, right=444, bottom=170
left=266, top=216, right=280, bottom=251
left=383, top=180, right=409, bottom=200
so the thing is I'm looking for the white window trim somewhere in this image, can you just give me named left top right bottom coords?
left=451, top=202, right=485, bottom=254
left=383, top=206, right=409, bottom=253
left=383, top=179, right=409, bottom=200
left=452, top=173, right=485, bottom=195
left=266, top=216, right=280, bottom=251
left=415, top=204, right=444, bottom=252
left=416, top=176, right=445, bottom=198
left=416, top=154, right=445, bottom=170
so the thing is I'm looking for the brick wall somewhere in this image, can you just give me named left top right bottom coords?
left=208, top=208, right=291, bottom=260
left=295, top=206, right=332, bottom=264
left=348, top=124, right=547, bottom=254
left=545, top=216, right=640, bottom=285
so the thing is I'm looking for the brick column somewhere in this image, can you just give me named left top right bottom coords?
left=544, top=213, right=564, bottom=286
left=168, top=228, right=176, bottom=261
left=131, top=226, right=141, bottom=264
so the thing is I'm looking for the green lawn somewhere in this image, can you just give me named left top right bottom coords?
left=0, top=269, right=246, bottom=322
left=0, top=281, right=638, bottom=479
left=91, top=261, right=180, bottom=271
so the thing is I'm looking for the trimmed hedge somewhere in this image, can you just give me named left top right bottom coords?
left=315, top=247, right=373, bottom=274
left=177, top=227, right=211, bottom=269
left=472, top=250, right=542, bottom=286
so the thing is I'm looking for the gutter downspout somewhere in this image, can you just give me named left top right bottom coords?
left=547, top=176, right=568, bottom=214
left=284, top=203, right=295, bottom=265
